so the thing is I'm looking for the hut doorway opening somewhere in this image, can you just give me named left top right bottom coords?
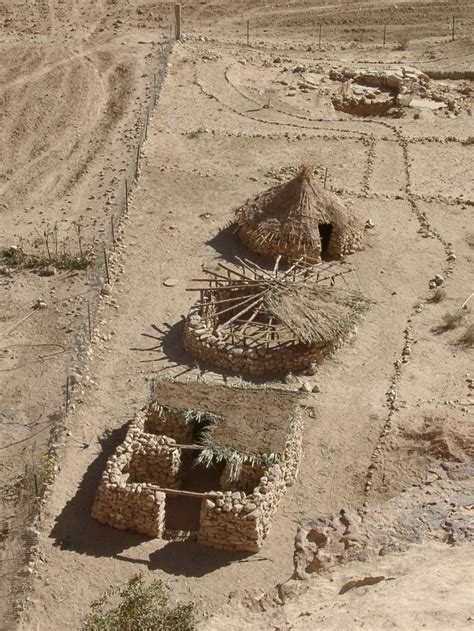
left=318, top=223, right=333, bottom=258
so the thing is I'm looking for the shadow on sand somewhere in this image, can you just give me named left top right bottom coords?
left=149, top=541, right=251, bottom=577
left=49, top=425, right=149, bottom=558
left=49, top=425, right=254, bottom=575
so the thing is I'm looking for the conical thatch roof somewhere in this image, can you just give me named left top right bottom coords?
left=234, top=166, right=363, bottom=260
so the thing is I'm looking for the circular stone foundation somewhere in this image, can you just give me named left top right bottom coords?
left=183, top=305, right=355, bottom=375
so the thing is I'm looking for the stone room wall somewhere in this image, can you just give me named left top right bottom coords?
left=93, top=398, right=304, bottom=552
left=197, top=411, right=304, bottom=551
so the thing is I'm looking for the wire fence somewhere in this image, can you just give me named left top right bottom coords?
left=0, top=35, right=175, bottom=631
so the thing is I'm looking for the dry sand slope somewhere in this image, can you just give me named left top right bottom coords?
left=0, top=0, right=173, bottom=627
left=0, top=0, right=473, bottom=629
left=202, top=542, right=474, bottom=631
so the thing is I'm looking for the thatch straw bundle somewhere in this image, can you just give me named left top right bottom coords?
left=234, top=165, right=364, bottom=261
left=264, top=284, right=368, bottom=345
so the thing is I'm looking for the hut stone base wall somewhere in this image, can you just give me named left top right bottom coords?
left=184, top=314, right=356, bottom=375
left=92, top=398, right=303, bottom=552
left=237, top=222, right=364, bottom=262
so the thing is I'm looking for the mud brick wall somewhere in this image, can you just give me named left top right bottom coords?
left=184, top=310, right=355, bottom=375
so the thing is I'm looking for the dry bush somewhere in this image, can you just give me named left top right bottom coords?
left=459, top=323, right=474, bottom=347
left=395, top=38, right=410, bottom=51
left=430, top=288, right=447, bottom=303
left=466, top=233, right=474, bottom=249
left=441, top=310, right=466, bottom=330
left=1, top=220, right=93, bottom=271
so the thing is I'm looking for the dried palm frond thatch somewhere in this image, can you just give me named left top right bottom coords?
left=186, top=257, right=369, bottom=351
left=233, top=164, right=364, bottom=261
left=265, top=284, right=369, bottom=345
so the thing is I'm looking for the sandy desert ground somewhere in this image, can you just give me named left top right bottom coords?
left=0, top=1, right=473, bottom=629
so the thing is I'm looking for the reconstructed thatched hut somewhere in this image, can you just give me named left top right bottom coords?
left=233, top=166, right=364, bottom=262
left=184, top=257, right=369, bottom=374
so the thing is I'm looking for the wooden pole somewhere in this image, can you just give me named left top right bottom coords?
left=174, top=3, right=182, bottom=41
left=66, top=376, right=70, bottom=412
left=451, top=16, right=455, bottom=42
left=87, top=301, right=92, bottom=342
left=318, top=23, right=322, bottom=50
left=324, top=167, right=328, bottom=188
left=125, top=180, right=129, bottom=213
left=110, top=215, right=115, bottom=248
left=103, top=247, right=110, bottom=284
left=383, top=24, right=387, bottom=47
left=247, top=20, right=250, bottom=46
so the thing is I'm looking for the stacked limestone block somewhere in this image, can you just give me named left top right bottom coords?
left=198, top=412, right=304, bottom=552
left=143, top=405, right=194, bottom=443
left=326, top=223, right=365, bottom=258
left=220, top=461, right=266, bottom=494
left=184, top=302, right=357, bottom=375
left=92, top=443, right=166, bottom=537
left=92, top=409, right=183, bottom=535
left=128, top=439, right=182, bottom=489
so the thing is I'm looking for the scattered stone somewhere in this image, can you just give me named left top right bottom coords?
left=163, top=278, right=178, bottom=287
left=101, top=284, right=112, bottom=296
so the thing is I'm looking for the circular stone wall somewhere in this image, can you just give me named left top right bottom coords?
left=183, top=306, right=355, bottom=375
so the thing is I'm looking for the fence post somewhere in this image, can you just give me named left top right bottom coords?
left=87, top=301, right=92, bottom=342
left=65, top=376, right=70, bottom=412
left=318, top=24, right=322, bottom=50
left=383, top=24, right=387, bottom=47
left=174, top=4, right=182, bottom=41
left=111, top=216, right=116, bottom=248
left=451, top=16, right=455, bottom=41
left=247, top=20, right=250, bottom=45
left=103, top=247, right=110, bottom=284
left=125, top=180, right=129, bottom=213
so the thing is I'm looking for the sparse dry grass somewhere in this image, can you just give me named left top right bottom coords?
left=430, top=288, right=447, bottom=303
left=395, top=38, right=410, bottom=51
left=459, top=323, right=474, bottom=347
left=441, top=310, right=466, bottom=331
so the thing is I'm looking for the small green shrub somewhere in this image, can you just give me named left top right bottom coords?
left=82, top=573, right=195, bottom=631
